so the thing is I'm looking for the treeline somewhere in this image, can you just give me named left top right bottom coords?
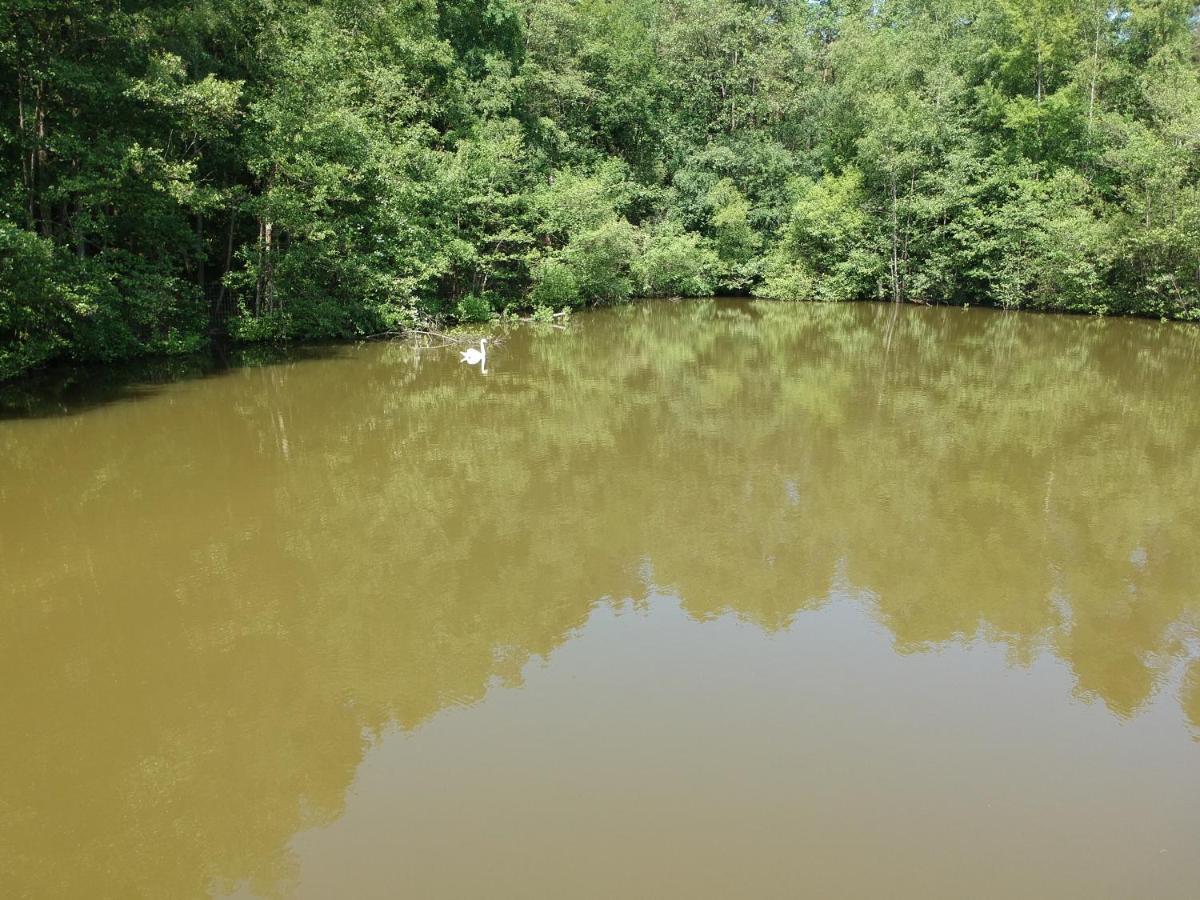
left=2, top=0, right=1199, bottom=378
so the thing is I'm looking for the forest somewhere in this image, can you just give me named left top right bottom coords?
left=2, top=0, right=1199, bottom=379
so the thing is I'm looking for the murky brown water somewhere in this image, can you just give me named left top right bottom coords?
left=2, top=300, right=1199, bottom=899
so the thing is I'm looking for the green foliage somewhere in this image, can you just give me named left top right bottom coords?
left=0, top=223, right=71, bottom=380
left=757, top=260, right=817, bottom=303
left=634, top=223, right=720, bottom=297
left=2, top=0, right=1200, bottom=378
left=562, top=219, right=639, bottom=304
left=454, top=293, right=495, bottom=324
left=529, top=258, right=580, bottom=309
left=0, top=223, right=204, bottom=377
left=759, top=171, right=883, bottom=303
left=706, top=179, right=760, bottom=265
left=531, top=161, right=636, bottom=239
left=976, top=170, right=1112, bottom=313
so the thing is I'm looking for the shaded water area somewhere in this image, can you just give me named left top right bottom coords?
left=2, top=300, right=1200, bottom=898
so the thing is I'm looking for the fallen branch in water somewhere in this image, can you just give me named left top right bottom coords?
left=408, top=329, right=467, bottom=344
left=361, top=328, right=476, bottom=347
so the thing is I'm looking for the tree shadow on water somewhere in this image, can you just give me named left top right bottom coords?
left=0, top=343, right=348, bottom=421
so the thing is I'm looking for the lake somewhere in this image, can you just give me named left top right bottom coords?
left=2, top=299, right=1198, bottom=898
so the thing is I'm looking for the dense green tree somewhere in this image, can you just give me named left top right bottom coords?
left=2, top=0, right=1199, bottom=379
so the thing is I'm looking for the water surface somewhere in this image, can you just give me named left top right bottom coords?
left=2, top=300, right=1199, bottom=898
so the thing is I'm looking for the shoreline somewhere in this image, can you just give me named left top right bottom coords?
left=3, top=296, right=1197, bottom=408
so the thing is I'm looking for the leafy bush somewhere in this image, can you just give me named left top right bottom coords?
left=633, top=223, right=720, bottom=297
left=68, top=252, right=206, bottom=360
left=975, top=171, right=1112, bottom=314
left=706, top=178, right=761, bottom=267
left=563, top=219, right=638, bottom=304
left=766, top=171, right=884, bottom=302
left=755, top=259, right=816, bottom=302
left=0, top=223, right=71, bottom=380
left=531, top=160, right=636, bottom=239
left=529, top=258, right=581, bottom=308
left=454, top=293, right=495, bottom=323
left=1, top=224, right=206, bottom=376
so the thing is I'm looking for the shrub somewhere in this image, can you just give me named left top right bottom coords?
left=763, top=171, right=884, bottom=302
left=634, top=223, right=720, bottom=297
left=563, top=219, right=638, bottom=304
left=0, top=223, right=71, bottom=379
left=454, top=293, right=494, bottom=323
left=529, top=258, right=580, bottom=308
left=755, top=258, right=816, bottom=301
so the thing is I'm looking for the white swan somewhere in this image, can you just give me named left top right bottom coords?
left=461, top=338, right=487, bottom=365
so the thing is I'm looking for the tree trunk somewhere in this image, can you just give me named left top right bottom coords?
left=217, top=206, right=236, bottom=311
left=75, top=196, right=86, bottom=258
left=17, top=75, right=34, bottom=227
left=730, top=49, right=738, bottom=132
left=263, top=220, right=275, bottom=313
left=196, top=213, right=206, bottom=292
left=890, top=176, right=901, bottom=303
left=35, top=81, right=52, bottom=238
left=891, top=239, right=900, bottom=301
left=1087, top=13, right=1102, bottom=135
left=255, top=219, right=264, bottom=314
left=1036, top=44, right=1044, bottom=105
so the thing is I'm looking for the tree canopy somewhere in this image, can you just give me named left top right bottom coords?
left=2, top=0, right=1199, bottom=378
